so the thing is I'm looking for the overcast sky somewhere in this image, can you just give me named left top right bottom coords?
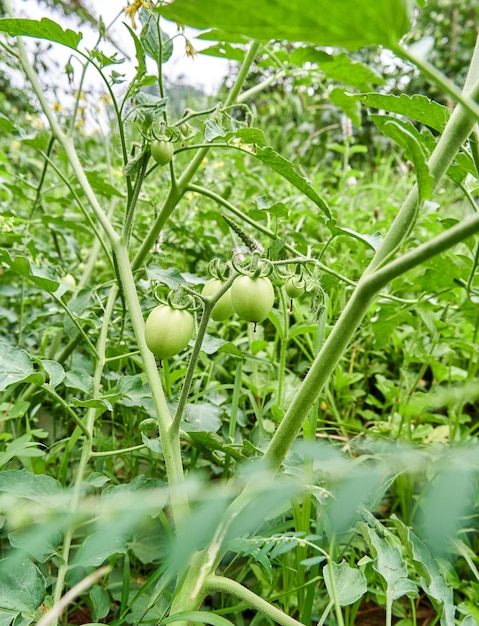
left=10, top=0, right=231, bottom=95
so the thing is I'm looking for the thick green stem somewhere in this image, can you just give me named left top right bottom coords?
left=203, top=575, right=305, bottom=626
left=113, top=243, right=188, bottom=520
left=264, top=69, right=479, bottom=469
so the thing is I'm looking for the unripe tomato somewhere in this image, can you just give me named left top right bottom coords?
left=151, top=139, right=174, bottom=166
left=231, top=275, right=275, bottom=323
left=145, top=305, right=194, bottom=359
left=62, top=273, right=76, bottom=289
left=202, top=278, right=234, bottom=321
left=285, top=276, right=305, bottom=299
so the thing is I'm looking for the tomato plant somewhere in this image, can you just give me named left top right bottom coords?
left=285, top=275, right=305, bottom=298
left=144, top=304, right=194, bottom=359
left=202, top=278, right=235, bottom=321
left=231, top=275, right=275, bottom=323
left=151, top=139, right=174, bottom=166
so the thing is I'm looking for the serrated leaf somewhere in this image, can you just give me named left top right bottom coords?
left=147, top=265, right=186, bottom=288
left=254, top=146, right=330, bottom=217
left=157, top=0, right=411, bottom=50
left=0, top=17, right=82, bottom=49
left=205, top=119, right=226, bottom=141
left=323, top=560, right=367, bottom=606
left=71, top=397, right=113, bottom=411
left=74, top=532, right=127, bottom=567
left=356, top=92, right=450, bottom=132
left=64, top=370, right=94, bottom=394
left=200, top=334, right=228, bottom=355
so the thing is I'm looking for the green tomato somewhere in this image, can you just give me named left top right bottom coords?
left=151, top=139, right=174, bottom=166
left=145, top=305, right=194, bottom=359
left=202, top=278, right=234, bottom=321
left=285, top=276, right=305, bottom=299
left=231, top=275, right=275, bottom=323
left=62, top=273, right=76, bottom=289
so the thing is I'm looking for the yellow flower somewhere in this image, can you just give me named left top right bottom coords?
left=124, top=0, right=151, bottom=30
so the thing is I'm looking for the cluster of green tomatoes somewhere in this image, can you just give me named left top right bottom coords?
left=144, top=263, right=307, bottom=361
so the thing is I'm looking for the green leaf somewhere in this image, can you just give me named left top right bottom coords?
left=64, top=370, right=94, bottom=394
left=200, top=333, right=228, bottom=355
left=292, top=48, right=385, bottom=90
left=0, top=342, right=40, bottom=392
left=326, top=219, right=382, bottom=251
left=181, top=402, right=222, bottom=432
left=377, top=119, right=434, bottom=203
left=391, top=517, right=455, bottom=626
left=162, top=611, right=235, bottom=626
left=0, top=469, right=62, bottom=505
left=0, top=435, right=45, bottom=469
left=329, top=88, right=362, bottom=127
left=323, top=560, right=367, bottom=606
left=41, top=359, right=65, bottom=389
left=200, top=43, right=246, bottom=62
left=365, top=526, right=418, bottom=605
left=74, top=532, right=128, bottom=567
left=356, top=92, right=450, bottom=132
left=0, top=556, right=45, bottom=616
left=90, top=585, right=110, bottom=622
left=254, top=146, right=330, bottom=218
left=0, top=250, right=60, bottom=293
left=157, top=0, right=412, bottom=50
left=0, top=17, right=82, bottom=49
left=140, top=11, right=173, bottom=64
left=85, top=170, right=125, bottom=198
left=8, top=521, right=64, bottom=563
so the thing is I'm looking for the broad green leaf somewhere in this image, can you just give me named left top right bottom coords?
left=379, top=119, right=434, bottom=203
left=392, top=517, right=455, bottom=626
left=74, top=531, right=128, bottom=567
left=326, top=219, right=382, bottom=251
left=157, top=0, right=412, bottom=50
left=0, top=342, right=41, bottom=392
left=188, top=432, right=244, bottom=460
left=356, top=92, right=450, bottom=132
left=200, top=333, right=228, bottom=355
left=90, top=585, right=110, bottom=622
left=85, top=170, right=125, bottom=198
left=0, top=114, right=14, bottom=133
left=0, top=469, right=62, bottom=505
left=254, top=146, right=330, bottom=218
left=181, top=402, right=222, bottom=432
left=140, top=10, right=173, bottom=64
left=64, top=370, right=94, bottom=394
left=0, top=556, right=45, bottom=615
left=200, top=43, right=246, bottom=62
left=41, top=359, right=65, bottom=389
left=0, top=17, right=82, bottom=49
left=0, top=435, right=44, bottom=469
left=365, top=526, right=418, bottom=607
left=0, top=250, right=60, bottom=293
left=162, top=611, right=235, bottom=626
left=196, top=29, right=249, bottom=44
left=323, top=560, right=367, bottom=606
left=329, top=88, right=362, bottom=127
left=292, top=48, right=385, bottom=90
left=8, top=521, right=64, bottom=563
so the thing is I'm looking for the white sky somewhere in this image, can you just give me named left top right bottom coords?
left=10, top=0, right=231, bottom=95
